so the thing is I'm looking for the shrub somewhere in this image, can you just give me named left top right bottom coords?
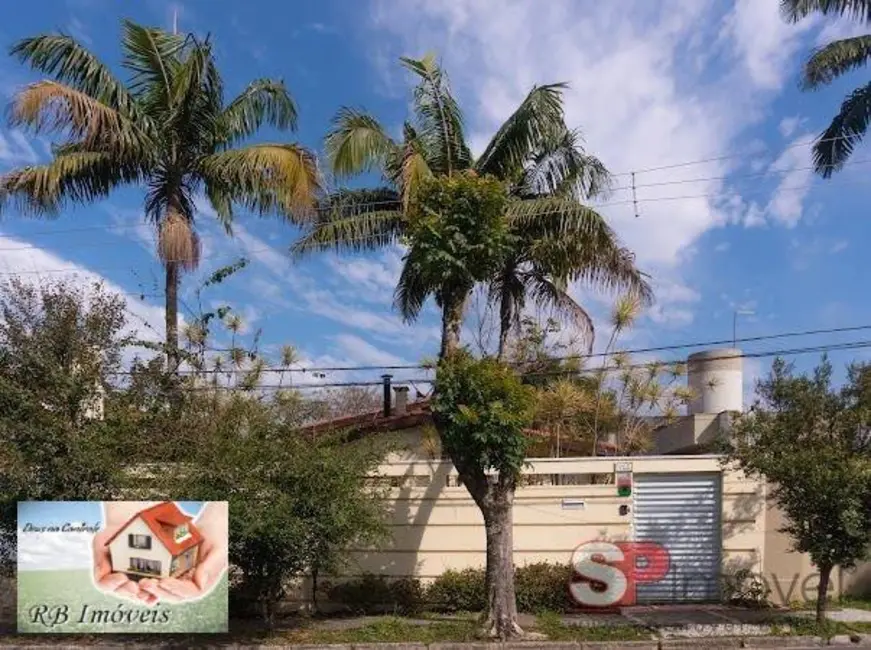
left=328, top=574, right=425, bottom=615
left=721, top=568, right=771, bottom=608
left=515, top=562, right=575, bottom=613
left=425, top=568, right=487, bottom=612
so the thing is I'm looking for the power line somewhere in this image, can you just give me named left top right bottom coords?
left=142, top=338, right=871, bottom=391
left=1, top=136, right=868, bottom=246
left=523, top=339, right=871, bottom=380
left=1, top=172, right=868, bottom=279
left=106, top=322, right=871, bottom=377
left=606, top=132, right=859, bottom=178
left=608, top=157, right=871, bottom=193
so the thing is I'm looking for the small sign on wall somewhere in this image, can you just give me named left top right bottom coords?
left=614, top=462, right=632, bottom=497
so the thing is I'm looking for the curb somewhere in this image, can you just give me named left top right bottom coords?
left=1, top=639, right=871, bottom=649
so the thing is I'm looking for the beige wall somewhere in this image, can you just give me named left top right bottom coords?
left=297, top=428, right=837, bottom=609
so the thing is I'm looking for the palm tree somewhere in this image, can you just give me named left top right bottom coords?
left=783, top=0, right=871, bottom=175
left=0, top=20, right=320, bottom=366
left=293, top=54, right=650, bottom=357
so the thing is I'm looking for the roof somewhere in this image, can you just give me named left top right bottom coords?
left=301, top=402, right=619, bottom=454
left=299, top=399, right=432, bottom=437
left=106, top=501, right=203, bottom=556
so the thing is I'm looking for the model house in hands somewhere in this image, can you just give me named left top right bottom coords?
left=106, top=502, right=203, bottom=581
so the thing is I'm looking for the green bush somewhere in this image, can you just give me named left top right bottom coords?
left=425, top=568, right=487, bottom=612
left=328, top=574, right=425, bottom=615
left=515, top=562, right=575, bottom=613
left=329, top=563, right=578, bottom=615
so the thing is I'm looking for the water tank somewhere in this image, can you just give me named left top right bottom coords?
left=687, top=348, right=743, bottom=415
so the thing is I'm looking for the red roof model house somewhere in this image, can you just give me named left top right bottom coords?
left=105, top=502, right=203, bottom=581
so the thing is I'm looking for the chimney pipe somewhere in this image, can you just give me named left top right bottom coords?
left=381, top=374, right=392, bottom=417
left=393, top=386, right=409, bottom=416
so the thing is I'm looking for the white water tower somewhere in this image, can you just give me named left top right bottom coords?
left=687, top=348, right=743, bottom=415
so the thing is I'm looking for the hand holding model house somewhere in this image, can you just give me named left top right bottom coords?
left=92, top=501, right=228, bottom=605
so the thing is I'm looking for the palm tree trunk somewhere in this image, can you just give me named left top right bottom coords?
left=496, top=295, right=512, bottom=361
left=165, top=261, right=179, bottom=369
left=439, top=295, right=466, bottom=360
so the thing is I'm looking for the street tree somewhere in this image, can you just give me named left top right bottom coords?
left=293, top=54, right=650, bottom=354
left=723, top=356, right=871, bottom=623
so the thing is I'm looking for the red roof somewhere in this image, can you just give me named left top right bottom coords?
left=107, top=502, right=203, bottom=556
left=299, top=399, right=432, bottom=436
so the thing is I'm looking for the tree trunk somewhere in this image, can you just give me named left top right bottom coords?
left=165, top=260, right=179, bottom=370
left=481, top=487, right=523, bottom=639
left=496, top=295, right=512, bottom=361
left=816, top=563, right=832, bottom=625
left=440, top=296, right=465, bottom=360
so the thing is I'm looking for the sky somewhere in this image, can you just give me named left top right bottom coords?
left=16, top=501, right=204, bottom=571
left=1, top=0, right=871, bottom=406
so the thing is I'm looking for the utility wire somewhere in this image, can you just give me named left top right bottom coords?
left=105, top=322, right=871, bottom=376
left=2, top=171, right=869, bottom=279
left=137, top=338, right=871, bottom=391
left=1, top=138, right=869, bottom=245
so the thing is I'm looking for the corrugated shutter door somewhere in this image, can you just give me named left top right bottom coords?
left=633, top=472, right=722, bottom=603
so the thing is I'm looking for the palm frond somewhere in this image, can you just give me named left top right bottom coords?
left=166, top=35, right=223, bottom=150
left=507, top=197, right=653, bottom=305
left=781, top=0, right=871, bottom=23
left=400, top=54, right=471, bottom=174
left=325, top=107, right=397, bottom=178
left=475, top=83, right=567, bottom=179
left=812, top=80, right=871, bottom=176
left=394, top=247, right=432, bottom=323
left=204, top=179, right=234, bottom=234
left=802, top=35, right=871, bottom=89
left=520, top=127, right=613, bottom=200
left=398, top=138, right=433, bottom=210
left=220, top=78, right=298, bottom=143
left=529, top=274, right=595, bottom=351
left=200, top=143, right=322, bottom=219
left=292, top=188, right=403, bottom=256
left=9, top=80, right=152, bottom=154
left=0, top=152, right=138, bottom=216
left=120, top=19, right=185, bottom=107
left=9, top=34, right=139, bottom=117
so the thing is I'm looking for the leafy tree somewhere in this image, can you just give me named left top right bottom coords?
left=722, top=356, right=871, bottom=623
left=0, top=20, right=321, bottom=364
left=432, top=351, right=536, bottom=638
left=0, top=279, right=132, bottom=573
left=146, top=395, right=388, bottom=625
left=398, top=173, right=514, bottom=358
left=293, top=54, right=650, bottom=353
left=782, top=0, right=871, bottom=175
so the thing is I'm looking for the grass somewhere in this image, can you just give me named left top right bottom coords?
left=534, top=611, right=652, bottom=642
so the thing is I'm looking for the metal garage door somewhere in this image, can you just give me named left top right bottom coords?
left=633, top=472, right=722, bottom=603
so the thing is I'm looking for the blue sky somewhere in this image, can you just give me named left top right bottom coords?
left=1, top=0, right=871, bottom=405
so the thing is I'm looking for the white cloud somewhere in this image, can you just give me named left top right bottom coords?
left=830, top=240, right=849, bottom=253
left=331, top=333, right=405, bottom=366
left=0, top=233, right=166, bottom=346
left=363, top=0, right=820, bottom=297
left=18, top=531, right=93, bottom=571
left=714, top=242, right=730, bottom=252
left=722, top=0, right=817, bottom=91
left=778, top=116, right=804, bottom=138
left=765, top=134, right=816, bottom=227
left=326, top=247, right=405, bottom=298
left=0, top=130, right=39, bottom=165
